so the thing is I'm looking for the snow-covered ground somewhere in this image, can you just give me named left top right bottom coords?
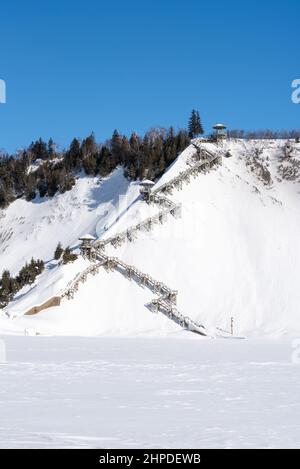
left=1, top=139, right=300, bottom=337
left=0, top=336, right=300, bottom=449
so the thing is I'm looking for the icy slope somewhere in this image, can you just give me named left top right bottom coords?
left=1, top=139, right=300, bottom=337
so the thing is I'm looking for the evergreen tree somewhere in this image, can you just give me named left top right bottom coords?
left=188, top=109, right=204, bottom=138
left=97, top=146, right=112, bottom=177
left=111, top=130, right=123, bottom=162
left=0, top=270, right=12, bottom=307
left=0, top=125, right=193, bottom=210
left=0, top=270, right=18, bottom=305
left=15, top=258, right=44, bottom=290
left=0, top=259, right=44, bottom=307
left=29, top=138, right=49, bottom=161
left=81, top=133, right=97, bottom=158
left=62, top=247, right=78, bottom=264
left=47, top=138, right=56, bottom=159
left=64, top=138, right=82, bottom=170
left=83, top=154, right=97, bottom=175
left=54, top=242, right=63, bottom=260
left=24, top=174, right=36, bottom=201
left=47, top=170, right=60, bottom=197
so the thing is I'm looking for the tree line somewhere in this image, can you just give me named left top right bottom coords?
left=227, top=129, right=300, bottom=140
left=0, top=259, right=44, bottom=308
left=0, top=242, right=80, bottom=308
left=0, top=112, right=205, bottom=209
left=2, top=111, right=300, bottom=210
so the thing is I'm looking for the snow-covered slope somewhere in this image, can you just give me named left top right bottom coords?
left=1, top=139, right=300, bottom=337
left=0, top=168, right=149, bottom=275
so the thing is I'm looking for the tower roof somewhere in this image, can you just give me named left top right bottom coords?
left=79, top=234, right=96, bottom=241
left=213, top=123, right=227, bottom=129
left=140, top=179, right=155, bottom=186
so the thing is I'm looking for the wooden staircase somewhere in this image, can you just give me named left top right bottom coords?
left=20, top=142, right=233, bottom=337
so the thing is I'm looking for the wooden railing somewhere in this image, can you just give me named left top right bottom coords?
left=77, top=145, right=223, bottom=337
left=16, top=143, right=230, bottom=337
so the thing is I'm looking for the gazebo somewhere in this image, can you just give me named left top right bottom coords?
left=140, top=179, right=155, bottom=201
left=79, top=234, right=96, bottom=257
left=213, top=123, right=227, bottom=141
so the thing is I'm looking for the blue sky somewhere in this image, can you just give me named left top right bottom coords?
left=0, top=0, right=299, bottom=153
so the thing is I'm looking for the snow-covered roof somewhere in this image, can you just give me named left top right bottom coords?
left=140, top=179, right=155, bottom=186
left=78, top=234, right=96, bottom=241
left=213, top=123, right=227, bottom=129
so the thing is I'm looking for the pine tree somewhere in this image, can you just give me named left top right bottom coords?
left=54, top=242, right=63, bottom=260
left=1, top=270, right=13, bottom=294
left=47, top=138, right=56, bottom=159
left=24, top=174, right=36, bottom=201
left=111, top=130, right=122, bottom=158
left=83, top=154, right=97, bottom=175
left=188, top=109, right=204, bottom=138
left=29, top=138, right=49, bottom=161
left=62, top=247, right=78, bottom=264
left=97, top=146, right=112, bottom=177
left=64, top=138, right=82, bottom=170
left=81, top=133, right=97, bottom=158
